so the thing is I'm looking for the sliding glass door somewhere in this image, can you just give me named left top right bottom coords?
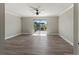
left=33, top=19, right=47, bottom=36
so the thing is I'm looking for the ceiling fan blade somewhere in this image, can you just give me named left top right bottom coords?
left=29, top=6, right=44, bottom=15
left=39, top=9, right=44, bottom=11
left=30, top=6, right=37, bottom=10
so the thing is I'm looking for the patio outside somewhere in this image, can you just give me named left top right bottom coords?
left=33, top=19, right=47, bottom=36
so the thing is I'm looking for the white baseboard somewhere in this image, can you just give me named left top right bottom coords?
left=59, top=34, right=73, bottom=46
left=5, top=33, right=21, bottom=40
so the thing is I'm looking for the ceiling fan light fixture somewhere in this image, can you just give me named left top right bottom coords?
left=36, top=11, right=39, bottom=15
left=30, top=6, right=41, bottom=16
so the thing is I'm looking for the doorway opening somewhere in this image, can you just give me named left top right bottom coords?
left=33, top=19, right=47, bottom=36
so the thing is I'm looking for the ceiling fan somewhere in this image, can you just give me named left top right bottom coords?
left=30, top=6, right=44, bottom=15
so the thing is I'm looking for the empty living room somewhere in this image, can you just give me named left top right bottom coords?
left=2, top=3, right=79, bottom=55
left=4, top=3, right=74, bottom=55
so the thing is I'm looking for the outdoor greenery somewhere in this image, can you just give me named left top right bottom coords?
left=34, top=22, right=47, bottom=32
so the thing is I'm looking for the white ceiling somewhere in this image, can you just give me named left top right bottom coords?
left=5, top=3, right=73, bottom=17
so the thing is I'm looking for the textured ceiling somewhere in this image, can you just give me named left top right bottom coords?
left=5, top=3, right=73, bottom=17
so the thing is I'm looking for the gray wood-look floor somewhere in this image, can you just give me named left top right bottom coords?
left=5, top=34, right=73, bottom=55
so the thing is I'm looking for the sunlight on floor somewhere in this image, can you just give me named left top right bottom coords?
left=32, top=31, right=47, bottom=36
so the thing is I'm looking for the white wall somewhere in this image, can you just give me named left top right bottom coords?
left=21, top=17, right=33, bottom=34
left=21, top=16, right=58, bottom=35
left=5, top=12, right=21, bottom=39
left=59, top=7, right=73, bottom=46
left=47, top=17, right=58, bottom=35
